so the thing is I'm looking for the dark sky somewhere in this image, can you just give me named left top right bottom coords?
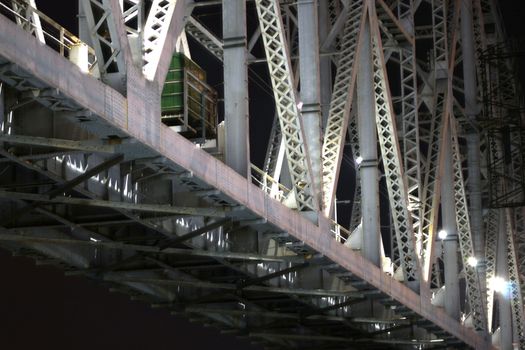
left=1, top=1, right=525, bottom=350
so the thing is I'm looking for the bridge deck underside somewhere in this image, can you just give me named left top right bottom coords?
left=0, top=13, right=488, bottom=349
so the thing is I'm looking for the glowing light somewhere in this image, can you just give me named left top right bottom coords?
left=296, top=101, right=303, bottom=110
left=438, top=229, right=448, bottom=240
left=467, top=256, right=478, bottom=267
left=355, top=156, right=363, bottom=165
left=488, top=276, right=508, bottom=293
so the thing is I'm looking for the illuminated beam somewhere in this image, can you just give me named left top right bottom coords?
left=143, top=0, right=186, bottom=89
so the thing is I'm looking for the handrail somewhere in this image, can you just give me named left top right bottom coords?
left=250, top=163, right=350, bottom=243
left=0, top=0, right=97, bottom=72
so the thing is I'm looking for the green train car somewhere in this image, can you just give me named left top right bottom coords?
left=161, top=53, right=217, bottom=140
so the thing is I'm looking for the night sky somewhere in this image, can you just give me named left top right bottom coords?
left=1, top=1, right=525, bottom=350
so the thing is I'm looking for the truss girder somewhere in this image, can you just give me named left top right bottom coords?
left=504, top=209, right=525, bottom=348
left=431, top=0, right=447, bottom=72
left=420, top=92, right=445, bottom=283
left=254, top=0, right=316, bottom=211
left=120, top=0, right=143, bottom=36
left=449, top=116, right=487, bottom=331
left=82, top=0, right=127, bottom=76
left=516, top=208, right=525, bottom=292
left=142, top=0, right=178, bottom=81
left=472, top=0, right=487, bottom=94
left=10, top=0, right=44, bottom=43
left=419, top=0, right=450, bottom=287
left=397, top=0, right=422, bottom=259
left=369, top=5, right=419, bottom=283
left=321, top=0, right=365, bottom=214
left=185, top=16, right=223, bottom=61
left=348, top=119, right=362, bottom=232
left=484, top=208, right=498, bottom=332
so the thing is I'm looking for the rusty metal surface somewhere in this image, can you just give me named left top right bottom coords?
left=0, top=14, right=492, bottom=350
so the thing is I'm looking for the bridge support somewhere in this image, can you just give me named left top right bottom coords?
left=222, top=0, right=250, bottom=177
left=442, top=133, right=460, bottom=320
left=461, top=0, right=486, bottom=315
left=356, top=15, right=380, bottom=267
left=298, top=0, right=322, bottom=208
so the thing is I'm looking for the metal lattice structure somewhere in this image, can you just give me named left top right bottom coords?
left=254, top=0, right=316, bottom=212
left=0, top=0, right=524, bottom=348
left=321, top=0, right=364, bottom=215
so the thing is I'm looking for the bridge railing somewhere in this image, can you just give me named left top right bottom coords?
left=250, top=163, right=350, bottom=243
left=0, top=0, right=97, bottom=73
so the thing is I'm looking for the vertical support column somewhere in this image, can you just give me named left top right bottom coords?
left=222, top=0, right=250, bottom=177
left=461, top=0, right=486, bottom=309
left=0, top=83, right=4, bottom=134
left=297, top=0, right=322, bottom=207
left=78, top=0, right=91, bottom=44
left=318, top=0, right=332, bottom=126
left=497, top=210, right=513, bottom=350
left=356, top=16, right=379, bottom=267
left=441, top=130, right=460, bottom=320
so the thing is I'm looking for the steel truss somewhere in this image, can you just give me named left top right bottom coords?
left=2, top=0, right=525, bottom=348
left=369, top=3, right=419, bottom=283
left=254, top=0, right=317, bottom=212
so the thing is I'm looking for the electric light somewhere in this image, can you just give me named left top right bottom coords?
left=488, top=276, right=508, bottom=293
left=467, top=256, right=478, bottom=267
left=438, top=230, right=447, bottom=240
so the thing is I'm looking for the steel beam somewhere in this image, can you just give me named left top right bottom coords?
left=321, top=1, right=365, bottom=215
left=81, top=0, right=129, bottom=91
left=0, top=134, right=116, bottom=153
left=143, top=0, right=186, bottom=88
left=441, top=130, right=460, bottom=320
left=356, top=8, right=380, bottom=267
left=223, top=0, right=250, bottom=177
left=369, top=2, right=419, bottom=284
left=254, top=0, right=317, bottom=212
left=103, top=275, right=363, bottom=298
left=0, top=190, right=228, bottom=217
left=297, top=0, right=322, bottom=208
left=10, top=0, right=44, bottom=43
left=160, top=218, right=231, bottom=248
left=0, top=232, right=300, bottom=263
